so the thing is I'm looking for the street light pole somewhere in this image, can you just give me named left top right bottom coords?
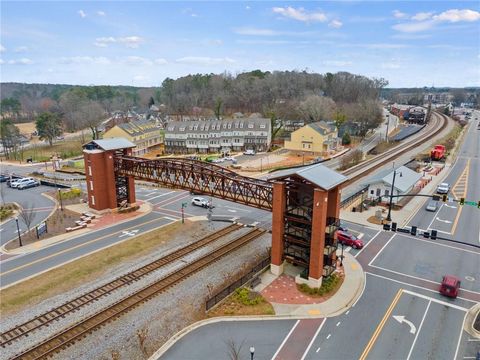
left=15, top=217, right=23, bottom=247
left=386, top=166, right=401, bottom=222
left=58, top=189, right=63, bottom=211
left=385, top=114, right=390, bottom=142
left=340, top=242, right=345, bottom=267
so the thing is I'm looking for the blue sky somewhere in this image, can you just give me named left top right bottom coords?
left=1, top=1, right=479, bottom=87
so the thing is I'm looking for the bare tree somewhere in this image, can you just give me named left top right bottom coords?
left=224, top=338, right=245, bottom=360
left=297, top=95, right=336, bottom=124
left=0, top=182, right=6, bottom=206
left=18, top=202, right=35, bottom=237
left=136, top=327, right=149, bottom=357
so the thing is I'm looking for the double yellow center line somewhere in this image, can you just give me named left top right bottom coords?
left=359, top=288, right=403, bottom=360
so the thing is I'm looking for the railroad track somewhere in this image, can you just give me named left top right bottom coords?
left=342, top=111, right=448, bottom=186
left=10, top=227, right=266, bottom=360
left=1, top=223, right=242, bottom=348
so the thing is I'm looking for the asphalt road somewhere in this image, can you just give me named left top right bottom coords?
left=0, top=184, right=55, bottom=246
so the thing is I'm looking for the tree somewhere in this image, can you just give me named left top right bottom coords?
left=0, top=119, right=21, bottom=159
left=333, top=110, right=347, bottom=132
left=36, top=112, right=62, bottom=146
left=214, top=97, right=223, bottom=120
left=18, top=202, right=35, bottom=238
left=342, top=132, right=351, bottom=145
left=0, top=97, right=21, bottom=119
left=76, top=100, right=104, bottom=140
left=297, top=95, right=336, bottom=124
left=148, top=96, right=155, bottom=108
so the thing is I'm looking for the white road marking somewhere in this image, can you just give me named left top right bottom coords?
left=435, top=217, right=452, bottom=224
left=406, top=301, right=431, bottom=360
left=444, top=204, right=457, bottom=209
left=454, top=312, right=468, bottom=360
left=345, top=310, right=350, bottom=315
left=426, top=203, right=444, bottom=230
left=355, top=230, right=381, bottom=258
left=467, top=338, right=480, bottom=341
left=119, top=229, right=139, bottom=237
left=368, top=233, right=396, bottom=266
left=146, top=191, right=176, bottom=201
left=163, top=217, right=178, bottom=221
left=336, top=321, right=341, bottom=327
left=300, top=318, right=326, bottom=360
left=326, top=334, right=331, bottom=340
left=227, top=209, right=237, bottom=213
left=393, top=315, right=417, bottom=334
left=223, top=205, right=250, bottom=212
left=270, top=320, right=299, bottom=360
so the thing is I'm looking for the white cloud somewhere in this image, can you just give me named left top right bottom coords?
left=14, top=46, right=28, bottom=53
left=0, top=59, right=4, bottom=64
left=392, top=20, right=436, bottom=33
left=393, top=8, right=480, bottom=33
left=60, top=56, right=111, bottom=65
left=97, top=11, right=106, bottom=16
left=328, top=20, right=343, bottom=28
left=411, top=12, right=433, bottom=21
left=154, top=58, right=168, bottom=65
left=78, top=10, right=86, bottom=18
left=246, top=5, right=250, bottom=10
left=234, top=27, right=280, bottom=36
left=8, top=58, right=33, bottom=65
left=433, top=9, right=480, bottom=22
left=94, top=36, right=144, bottom=48
left=176, top=56, right=235, bottom=65
left=272, top=6, right=327, bottom=23
left=125, top=56, right=153, bottom=66
left=393, top=10, right=408, bottom=19
left=182, top=8, right=198, bottom=18
left=323, top=60, right=352, bottom=67
left=0, top=44, right=5, bottom=52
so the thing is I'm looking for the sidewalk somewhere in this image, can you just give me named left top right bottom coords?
left=340, top=163, right=451, bottom=229
left=149, top=252, right=365, bottom=359
left=1, top=202, right=152, bottom=255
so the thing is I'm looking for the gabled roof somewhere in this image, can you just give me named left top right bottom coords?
left=83, top=138, right=136, bottom=151
left=116, top=119, right=158, bottom=136
left=269, top=163, right=348, bottom=191
left=373, top=166, right=421, bottom=193
left=308, top=121, right=336, bottom=136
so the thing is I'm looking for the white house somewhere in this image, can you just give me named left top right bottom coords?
left=366, top=166, right=422, bottom=204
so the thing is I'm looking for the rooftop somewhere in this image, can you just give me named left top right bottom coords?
left=83, top=138, right=136, bottom=151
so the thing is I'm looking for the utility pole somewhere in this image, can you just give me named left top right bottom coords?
left=181, top=202, right=187, bottom=224
left=386, top=164, right=402, bottom=222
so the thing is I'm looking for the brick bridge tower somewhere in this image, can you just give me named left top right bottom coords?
left=82, top=139, right=136, bottom=212
left=268, top=165, right=347, bottom=288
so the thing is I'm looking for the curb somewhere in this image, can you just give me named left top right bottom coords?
left=465, top=303, right=480, bottom=339
left=149, top=253, right=366, bottom=360
left=1, top=202, right=153, bottom=255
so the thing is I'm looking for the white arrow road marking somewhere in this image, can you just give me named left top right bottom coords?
left=227, top=209, right=237, bottom=213
left=444, top=204, right=457, bottom=209
left=393, top=315, right=416, bottom=334
left=119, top=229, right=139, bottom=238
left=436, top=218, right=452, bottom=224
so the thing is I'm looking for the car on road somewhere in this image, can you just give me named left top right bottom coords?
left=337, top=230, right=364, bottom=249
left=425, top=200, right=439, bottom=212
left=9, top=177, right=35, bottom=189
left=17, top=178, right=40, bottom=190
left=191, top=197, right=214, bottom=208
left=244, top=149, right=256, bottom=155
left=224, top=156, right=234, bottom=161
left=436, top=183, right=450, bottom=194
left=439, top=274, right=461, bottom=298
left=0, top=174, right=8, bottom=182
left=212, top=158, right=224, bottom=163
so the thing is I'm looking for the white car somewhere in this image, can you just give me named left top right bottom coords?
left=436, top=183, right=450, bottom=194
left=224, top=156, right=234, bottom=161
left=212, top=158, right=224, bottom=163
left=191, top=197, right=213, bottom=208
left=17, top=178, right=40, bottom=190
left=10, top=177, right=35, bottom=189
left=244, top=149, right=256, bottom=155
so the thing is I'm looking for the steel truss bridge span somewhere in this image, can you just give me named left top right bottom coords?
left=115, top=156, right=274, bottom=210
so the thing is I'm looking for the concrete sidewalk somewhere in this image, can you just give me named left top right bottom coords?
left=149, top=252, right=365, bottom=359
left=1, top=202, right=152, bottom=255
left=340, top=163, right=451, bottom=229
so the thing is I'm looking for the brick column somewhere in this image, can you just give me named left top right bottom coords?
left=83, top=150, right=117, bottom=211
left=327, top=186, right=341, bottom=263
left=123, top=147, right=136, bottom=206
left=308, top=188, right=328, bottom=286
left=271, top=181, right=286, bottom=275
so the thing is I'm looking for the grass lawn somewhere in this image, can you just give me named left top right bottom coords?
left=0, top=220, right=186, bottom=316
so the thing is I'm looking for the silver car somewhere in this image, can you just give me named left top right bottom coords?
left=426, top=200, right=439, bottom=212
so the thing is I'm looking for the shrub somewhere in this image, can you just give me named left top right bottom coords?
left=59, top=188, right=82, bottom=200
left=342, top=132, right=351, bottom=145
left=234, top=287, right=263, bottom=306
left=298, top=274, right=341, bottom=296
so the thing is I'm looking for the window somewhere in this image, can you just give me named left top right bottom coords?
left=376, top=188, right=381, bottom=196
left=385, top=190, right=390, bottom=196
left=168, top=127, right=174, bottom=131
left=228, top=124, right=231, bottom=129
left=179, top=127, right=185, bottom=131
left=90, top=181, right=94, bottom=191
left=91, top=195, right=95, bottom=205
left=248, top=124, right=254, bottom=129
left=240, top=123, right=244, bottom=128
left=370, top=190, right=375, bottom=195
left=260, top=124, right=266, bottom=129
left=88, top=166, right=92, bottom=176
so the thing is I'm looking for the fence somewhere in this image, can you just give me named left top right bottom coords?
left=205, top=256, right=271, bottom=311
left=340, top=185, right=369, bottom=210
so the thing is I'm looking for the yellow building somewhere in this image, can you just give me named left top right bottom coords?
left=103, top=119, right=162, bottom=156
left=284, top=121, right=339, bottom=154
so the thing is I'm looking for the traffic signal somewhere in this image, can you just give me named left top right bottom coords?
left=391, top=222, right=397, bottom=232
left=478, top=201, right=480, bottom=208
left=442, top=194, right=448, bottom=202
left=460, top=198, right=465, bottom=205
left=383, top=223, right=391, bottom=231
left=410, top=226, right=417, bottom=236
left=431, top=230, right=437, bottom=240
left=432, top=195, right=440, bottom=201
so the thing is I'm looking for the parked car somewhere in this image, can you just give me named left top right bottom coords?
left=17, top=178, right=40, bottom=190
left=425, top=200, right=439, bottom=212
left=191, top=197, right=214, bottom=208
left=244, top=149, right=256, bottom=155
left=10, top=177, right=35, bottom=189
left=436, top=183, right=450, bottom=194
left=0, top=174, right=8, bottom=183
left=224, top=156, right=234, bottom=161
left=337, top=230, right=364, bottom=249
left=439, top=274, right=461, bottom=298
left=212, top=158, right=224, bottom=163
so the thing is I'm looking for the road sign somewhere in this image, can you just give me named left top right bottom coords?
left=465, top=201, right=476, bottom=206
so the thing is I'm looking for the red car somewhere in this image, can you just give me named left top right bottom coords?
left=337, top=230, right=364, bottom=249
left=439, top=275, right=461, bottom=298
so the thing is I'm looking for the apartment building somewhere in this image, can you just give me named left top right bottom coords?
left=164, top=118, right=271, bottom=154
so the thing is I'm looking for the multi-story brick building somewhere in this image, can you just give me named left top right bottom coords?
left=164, top=118, right=271, bottom=154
